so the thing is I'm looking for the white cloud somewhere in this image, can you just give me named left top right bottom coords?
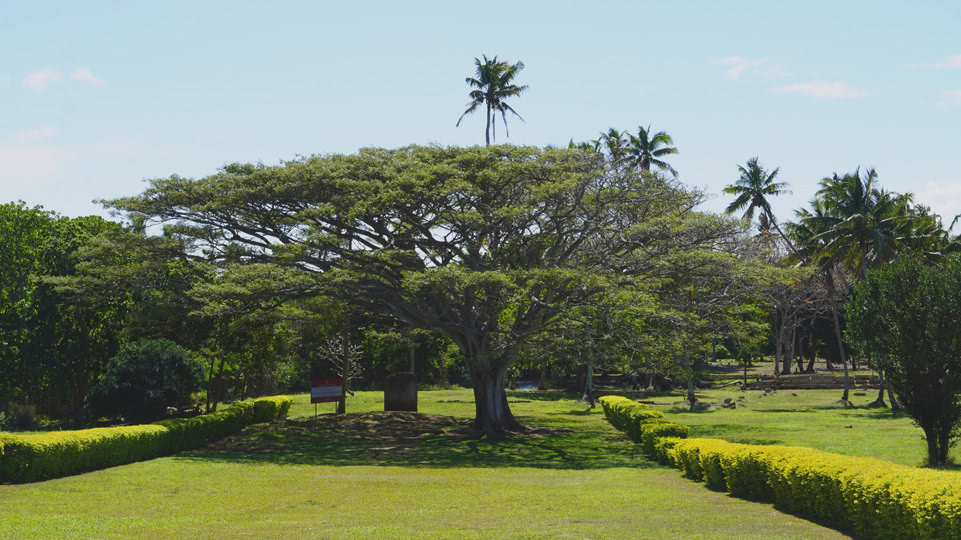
left=716, top=56, right=748, bottom=66
left=714, top=57, right=765, bottom=79
left=22, top=69, right=62, bottom=91
left=9, top=126, right=60, bottom=143
left=760, top=66, right=792, bottom=78
left=725, top=60, right=765, bottom=80
left=0, top=138, right=135, bottom=194
left=915, top=181, right=961, bottom=226
left=933, top=55, right=961, bottom=69
left=937, top=90, right=961, bottom=105
left=772, top=81, right=874, bottom=99
left=70, top=68, right=106, bottom=86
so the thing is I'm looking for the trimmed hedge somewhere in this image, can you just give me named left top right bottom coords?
left=599, top=394, right=961, bottom=540
left=0, top=395, right=292, bottom=483
left=597, top=395, right=668, bottom=442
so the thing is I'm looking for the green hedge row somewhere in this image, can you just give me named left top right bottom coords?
left=599, top=394, right=961, bottom=540
left=0, top=395, right=292, bottom=483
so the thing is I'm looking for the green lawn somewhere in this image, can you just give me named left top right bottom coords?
left=635, top=387, right=949, bottom=468
left=0, top=389, right=851, bottom=540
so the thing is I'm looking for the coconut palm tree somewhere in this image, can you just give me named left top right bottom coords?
left=598, top=128, right=630, bottom=169
left=796, top=168, right=931, bottom=402
left=723, top=157, right=793, bottom=251
left=811, top=168, right=913, bottom=282
left=626, top=125, right=678, bottom=177
left=456, top=55, right=528, bottom=146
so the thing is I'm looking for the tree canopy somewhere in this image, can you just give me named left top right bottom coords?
left=106, top=145, right=756, bottom=434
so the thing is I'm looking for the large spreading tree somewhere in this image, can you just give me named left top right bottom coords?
left=107, top=145, right=742, bottom=435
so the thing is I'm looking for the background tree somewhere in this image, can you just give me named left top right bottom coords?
left=792, top=168, right=940, bottom=401
left=847, top=256, right=961, bottom=466
left=456, top=55, right=527, bottom=146
left=0, top=203, right=127, bottom=420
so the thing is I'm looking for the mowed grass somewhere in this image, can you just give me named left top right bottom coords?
left=636, top=387, right=950, bottom=468
left=0, top=389, right=851, bottom=540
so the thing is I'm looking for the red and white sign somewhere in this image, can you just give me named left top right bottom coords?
left=311, top=378, right=344, bottom=403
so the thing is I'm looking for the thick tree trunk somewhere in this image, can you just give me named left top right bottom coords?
left=470, top=363, right=524, bottom=436
left=582, top=357, right=594, bottom=408
left=887, top=383, right=901, bottom=410
left=805, top=332, right=816, bottom=373
left=923, top=426, right=947, bottom=467
left=780, top=322, right=795, bottom=375
left=868, top=370, right=887, bottom=408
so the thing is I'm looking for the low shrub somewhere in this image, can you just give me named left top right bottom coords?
left=3, top=402, right=40, bottom=430
left=0, top=395, right=292, bottom=483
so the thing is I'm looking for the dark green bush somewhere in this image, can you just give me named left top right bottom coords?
left=86, top=339, right=205, bottom=423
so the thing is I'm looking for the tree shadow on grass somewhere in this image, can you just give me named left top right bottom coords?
left=175, top=411, right=659, bottom=471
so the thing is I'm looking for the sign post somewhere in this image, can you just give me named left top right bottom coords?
left=311, top=378, right=345, bottom=418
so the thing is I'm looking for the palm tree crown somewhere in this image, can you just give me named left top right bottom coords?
left=805, top=168, right=915, bottom=281
left=456, top=55, right=528, bottom=146
left=723, top=157, right=792, bottom=248
left=724, top=157, right=790, bottom=221
left=599, top=128, right=630, bottom=169
left=627, top=125, right=679, bottom=177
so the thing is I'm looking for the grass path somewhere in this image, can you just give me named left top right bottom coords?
left=0, top=390, right=851, bottom=540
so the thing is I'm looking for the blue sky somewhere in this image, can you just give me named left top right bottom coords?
left=2, top=0, right=960, bottom=227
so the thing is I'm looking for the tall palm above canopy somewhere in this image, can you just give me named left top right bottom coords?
left=627, top=125, right=679, bottom=177
left=808, top=168, right=911, bottom=282
left=723, top=157, right=793, bottom=250
left=456, top=55, right=528, bottom=146
left=598, top=128, right=630, bottom=169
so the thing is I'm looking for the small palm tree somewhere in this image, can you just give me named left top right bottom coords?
left=456, top=55, right=528, bottom=146
left=627, top=125, right=679, bottom=177
left=723, top=157, right=793, bottom=249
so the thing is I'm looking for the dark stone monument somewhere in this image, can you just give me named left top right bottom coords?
left=384, top=372, right=417, bottom=412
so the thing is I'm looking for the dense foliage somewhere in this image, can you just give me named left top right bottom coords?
left=847, top=256, right=961, bottom=465
left=86, top=339, right=205, bottom=422
left=105, top=145, right=770, bottom=433
left=0, top=203, right=126, bottom=420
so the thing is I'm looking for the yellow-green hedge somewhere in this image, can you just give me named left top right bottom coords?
left=667, top=438, right=961, bottom=540
left=0, top=395, right=292, bottom=483
left=598, top=395, right=961, bottom=540
left=597, top=395, right=668, bottom=442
